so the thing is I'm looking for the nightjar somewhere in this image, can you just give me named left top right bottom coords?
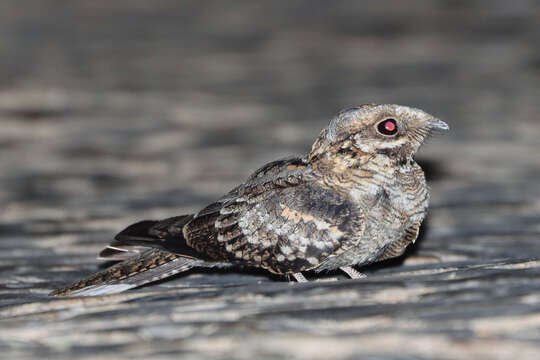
left=51, top=104, right=448, bottom=296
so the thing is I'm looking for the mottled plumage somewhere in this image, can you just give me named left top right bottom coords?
left=50, top=104, right=448, bottom=296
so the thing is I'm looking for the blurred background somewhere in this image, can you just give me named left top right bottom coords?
left=1, top=1, right=540, bottom=359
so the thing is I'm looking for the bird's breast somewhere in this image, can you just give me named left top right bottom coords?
left=347, top=163, right=429, bottom=225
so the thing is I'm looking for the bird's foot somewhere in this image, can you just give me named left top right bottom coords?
left=292, top=272, right=308, bottom=282
left=340, top=266, right=367, bottom=279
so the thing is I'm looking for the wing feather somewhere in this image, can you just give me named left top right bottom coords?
left=183, top=157, right=361, bottom=274
left=98, top=215, right=201, bottom=261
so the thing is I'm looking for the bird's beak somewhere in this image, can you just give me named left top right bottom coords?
left=427, top=118, right=449, bottom=131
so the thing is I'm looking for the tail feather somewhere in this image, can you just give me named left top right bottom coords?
left=96, top=245, right=148, bottom=261
left=50, top=249, right=202, bottom=297
left=50, top=214, right=213, bottom=297
left=97, top=220, right=164, bottom=261
left=98, top=215, right=201, bottom=261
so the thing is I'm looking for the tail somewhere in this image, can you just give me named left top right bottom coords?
left=50, top=249, right=202, bottom=297
left=50, top=215, right=205, bottom=297
left=98, top=215, right=200, bottom=261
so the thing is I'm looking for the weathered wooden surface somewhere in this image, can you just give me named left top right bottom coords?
left=1, top=1, right=540, bottom=359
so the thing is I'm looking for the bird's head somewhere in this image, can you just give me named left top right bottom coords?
left=309, top=104, right=449, bottom=165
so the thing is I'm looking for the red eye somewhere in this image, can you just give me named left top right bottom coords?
left=377, top=119, right=398, bottom=135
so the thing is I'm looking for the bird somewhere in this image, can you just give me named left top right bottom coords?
left=50, top=104, right=449, bottom=297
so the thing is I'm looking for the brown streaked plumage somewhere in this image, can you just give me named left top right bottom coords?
left=50, top=104, right=448, bottom=297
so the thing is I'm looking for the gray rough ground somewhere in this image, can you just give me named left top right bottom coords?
left=1, top=1, right=540, bottom=359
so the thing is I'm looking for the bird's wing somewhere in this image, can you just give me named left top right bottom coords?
left=183, top=157, right=363, bottom=274
left=376, top=221, right=421, bottom=261
left=96, top=215, right=202, bottom=261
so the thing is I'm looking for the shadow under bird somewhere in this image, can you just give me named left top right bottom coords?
left=50, top=104, right=449, bottom=297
